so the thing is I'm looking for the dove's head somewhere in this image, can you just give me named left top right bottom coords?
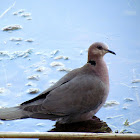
left=88, top=42, right=116, bottom=61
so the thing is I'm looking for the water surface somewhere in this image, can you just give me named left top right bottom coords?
left=0, top=0, right=140, bottom=139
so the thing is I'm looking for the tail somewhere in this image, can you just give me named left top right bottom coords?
left=0, top=106, right=28, bottom=120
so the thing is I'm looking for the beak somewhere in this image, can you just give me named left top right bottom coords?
left=107, top=49, right=116, bottom=55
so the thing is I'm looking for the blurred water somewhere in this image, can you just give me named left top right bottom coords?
left=0, top=0, right=140, bottom=139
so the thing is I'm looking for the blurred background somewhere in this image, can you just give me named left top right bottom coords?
left=0, top=0, right=140, bottom=139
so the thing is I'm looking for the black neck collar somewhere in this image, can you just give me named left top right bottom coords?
left=87, top=60, right=96, bottom=66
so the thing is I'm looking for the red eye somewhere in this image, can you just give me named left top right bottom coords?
left=97, top=46, right=102, bottom=50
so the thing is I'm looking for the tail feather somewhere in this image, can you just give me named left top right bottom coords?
left=0, top=107, right=28, bottom=120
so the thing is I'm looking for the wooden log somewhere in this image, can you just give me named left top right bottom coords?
left=49, top=116, right=112, bottom=133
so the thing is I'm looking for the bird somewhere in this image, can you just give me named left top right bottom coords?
left=0, top=42, right=116, bottom=124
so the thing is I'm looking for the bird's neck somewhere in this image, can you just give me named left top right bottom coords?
left=88, top=57, right=109, bottom=87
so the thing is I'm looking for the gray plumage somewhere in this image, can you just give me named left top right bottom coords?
left=0, top=42, right=116, bottom=124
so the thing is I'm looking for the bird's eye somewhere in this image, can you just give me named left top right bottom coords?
left=97, top=46, right=102, bottom=50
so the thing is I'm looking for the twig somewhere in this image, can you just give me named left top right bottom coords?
left=0, top=132, right=140, bottom=140
left=0, top=1, right=16, bottom=18
left=129, top=119, right=140, bottom=126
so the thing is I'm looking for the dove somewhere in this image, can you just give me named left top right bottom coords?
left=0, top=42, right=116, bottom=124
